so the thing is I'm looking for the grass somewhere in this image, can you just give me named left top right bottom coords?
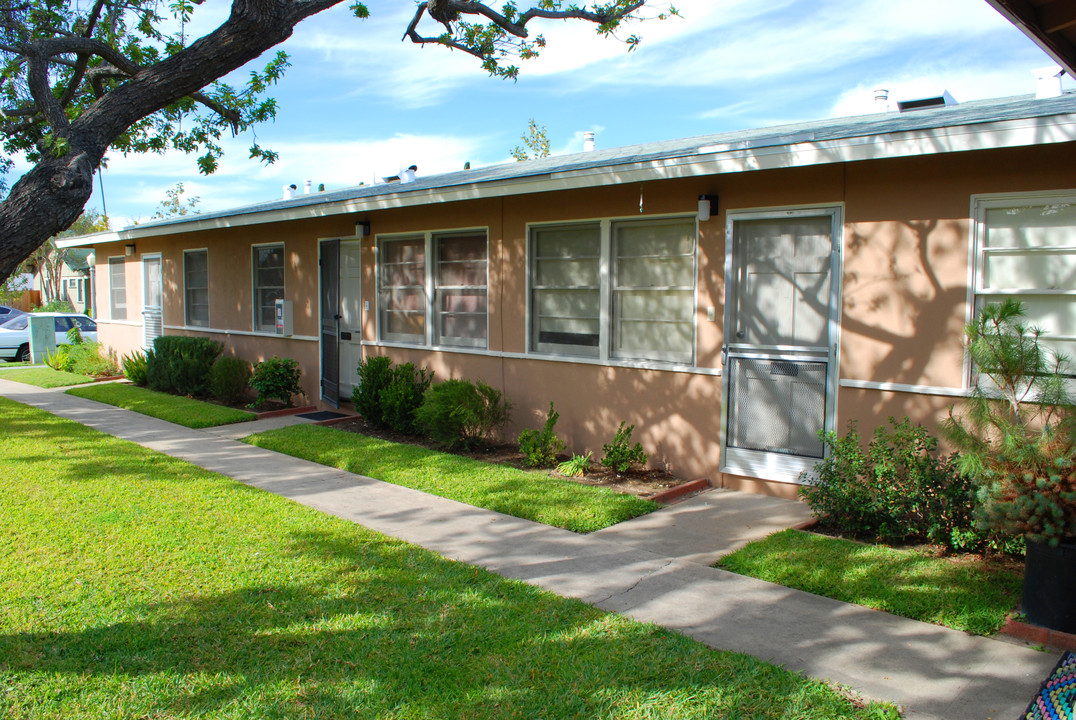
left=244, top=424, right=660, bottom=534
left=66, top=382, right=256, bottom=428
left=0, top=396, right=895, bottom=719
left=0, top=365, right=95, bottom=387
left=716, top=529, right=1023, bottom=635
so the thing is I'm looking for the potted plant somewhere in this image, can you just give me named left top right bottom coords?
left=944, top=300, right=1076, bottom=632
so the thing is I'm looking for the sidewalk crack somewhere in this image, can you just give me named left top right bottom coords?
left=597, top=558, right=676, bottom=606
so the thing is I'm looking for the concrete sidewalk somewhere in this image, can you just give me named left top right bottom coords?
left=1, top=378, right=1058, bottom=719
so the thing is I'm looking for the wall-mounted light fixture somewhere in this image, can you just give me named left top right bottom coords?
left=355, top=221, right=371, bottom=240
left=124, top=243, right=135, bottom=257
left=697, top=195, right=718, bottom=222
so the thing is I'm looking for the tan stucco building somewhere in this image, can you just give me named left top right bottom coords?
left=62, top=92, right=1076, bottom=498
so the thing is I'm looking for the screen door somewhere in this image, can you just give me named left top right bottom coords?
left=721, top=210, right=841, bottom=482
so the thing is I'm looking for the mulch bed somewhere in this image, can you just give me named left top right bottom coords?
left=331, top=416, right=684, bottom=500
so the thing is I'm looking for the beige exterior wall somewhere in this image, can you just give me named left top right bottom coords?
left=88, top=141, right=1076, bottom=494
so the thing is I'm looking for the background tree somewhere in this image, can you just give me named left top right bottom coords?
left=0, top=0, right=667, bottom=283
left=152, top=182, right=201, bottom=219
left=511, top=118, right=550, bottom=161
left=26, top=209, right=109, bottom=304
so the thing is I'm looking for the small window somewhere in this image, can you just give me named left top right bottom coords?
left=73, top=317, right=96, bottom=332
left=434, top=233, right=488, bottom=347
left=530, top=224, right=601, bottom=357
left=378, top=237, right=427, bottom=343
left=184, top=250, right=209, bottom=327
left=253, top=245, right=284, bottom=333
left=53, top=316, right=73, bottom=333
left=975, top=195, right=1076, bottom=365
left=108, top=257, right=127, bottom=320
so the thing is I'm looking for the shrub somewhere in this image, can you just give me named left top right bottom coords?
left=416, top=378, right=510, bottom=449
left=352, top=355, right=394, bottom=426
left=45, top=339, right=117, bottom=377
left=44, top=345, right=71, bottom=372
left=250, top=356, right=303, bottom=407
left=146, top=336, right=224, bottom=395
left=380, top=362, right=433, bottom=435
left=209, top=356, right=252, bottom=405
left=33, top=298, right=74, bottom=313
left=123, top=350, right=149, bottom=386
left=557, top=452, right=591, bottom=477
left=943, top=300, right=1076, bottom=546
left=518, top=402, right=567, bottom=468
left=601, top=422, right=648, bottom=473
left=800, top=418, right=981, bottom=551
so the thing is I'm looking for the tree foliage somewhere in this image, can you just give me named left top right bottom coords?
left=152, top=182, right=200, bottom=219
left=27, top=208, right=108, bottom=303
left=0, top=0, right=667, bottom=283
left=511, top=117, right=550, bottom=161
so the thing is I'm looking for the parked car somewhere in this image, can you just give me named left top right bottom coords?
left=0, top=312, right=98, bottom=362
left=0, top=305, right=25, bottom=324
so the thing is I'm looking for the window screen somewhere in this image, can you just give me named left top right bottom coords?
left=530, top=224, right=601, bottom=357
left=435, top=234, right=487, bottom=347
left=379, top=237, right=426, bottom=343
left=253, top=245, right=284, bottom=333
left=109, top=257, right=126, bottom=320
left=185, top=250, right=209, bottom=327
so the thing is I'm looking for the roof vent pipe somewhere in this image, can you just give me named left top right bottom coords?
left=282, top=184, right=296, bottom=200
left=873, top=88, right=889, bottom=112
left=304, top=179, right=312, bottom=194
left=400, top=165, right=417, bottom=183
left=1033, top=65, right=1064, bottom=99
left=583, top=131, right=596, bottom=152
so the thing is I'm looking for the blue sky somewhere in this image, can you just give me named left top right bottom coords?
left=17, top=0, right=1072, bottom=225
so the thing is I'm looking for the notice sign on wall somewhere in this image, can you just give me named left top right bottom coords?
left=28, top=315, right=56, bottom=364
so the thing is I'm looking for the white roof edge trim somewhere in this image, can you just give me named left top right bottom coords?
left=106, top=113, right=1076, bottom=240
left=55, top=230, right=122, bottom=248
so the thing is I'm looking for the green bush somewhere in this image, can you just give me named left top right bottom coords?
left=45, top=339, right=116, bottom=377
left=943, top=300, right=1076, bottom=546
left=601, top=422, right=648, bottom=473
left=146, top=336, right=224, bottom=396
left=43, top=345, right=71, bottom=372
left=209, top=356, right=252, bottom=405
left=518, top=402, right=567, bottom=468
left=800, top=418, right=982, bottom=551
left=380, top=362, right=433, bottom=435
left=250, top=356, right=302, bottom=407
left=122, top=351, right=148, bottom=386
left=416, top=378, right=510, bottom=449
left=33, top=298, right=74, bottom=313
left=352, top=355, right=393, bottom=426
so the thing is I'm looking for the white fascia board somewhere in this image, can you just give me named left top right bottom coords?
left=111, top=113, right=1076, bottom=240
left=55, top=230, right=122, bottom=249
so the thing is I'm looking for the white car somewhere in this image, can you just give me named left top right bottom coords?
left=0, top=312, right=98, bottom=362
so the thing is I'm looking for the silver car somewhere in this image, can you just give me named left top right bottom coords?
left=0, top=312, right=98, bottom=362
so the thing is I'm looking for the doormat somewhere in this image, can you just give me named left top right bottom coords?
left=1024, top=651, right=1075, bottom=720
left=297, top=410, right=348, bottom=421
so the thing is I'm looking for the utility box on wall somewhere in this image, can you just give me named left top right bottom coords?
left=274, top=299, right=293, bottom=337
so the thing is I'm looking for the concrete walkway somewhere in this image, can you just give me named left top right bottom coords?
left=1, top=378, right=1059, bottom=720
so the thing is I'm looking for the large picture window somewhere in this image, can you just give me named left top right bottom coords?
left=974, top=194, right=1076, bottom=367
left=378, top=231, right=489, bottom=347
left=253, top=244, right=284, bottom=333
left=108, top=256, right=126, bottom=320
left=185, top=249, right=209, bottom=327
left=529, top=218, right=697, bottom=364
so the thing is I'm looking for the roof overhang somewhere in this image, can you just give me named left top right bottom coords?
left=986, top=0, right=1076, bottom=78
left=56, top=108, right=1076, bottom=247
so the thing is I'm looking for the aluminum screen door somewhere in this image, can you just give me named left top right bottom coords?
left=320, top=238, right=341, bottom=407
left=721, top=210, right=840, bottom=483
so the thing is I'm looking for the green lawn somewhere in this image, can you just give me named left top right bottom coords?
left=717, top=529, right=1023, bottom=635
left=0, top=365, right=95, bottom=387
left=243, top=424, right=659, bottom=534
left=0, top=397, right=893, bottom=719
left=66, top=382, right=256, bottom=428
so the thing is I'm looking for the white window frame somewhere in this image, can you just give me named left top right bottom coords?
left=108, top=256, right=126, bottom=321
left=969, top=190, right=1076, bottom=384
left=252, top=242, right=285, bottom=334
left=526, top=215, right=698, bottom=366
left=184, top=248, right=209, bottom=328
left=375, top=228, right=489, bottom=349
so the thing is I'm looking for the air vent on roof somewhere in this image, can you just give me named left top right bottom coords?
left=896, top=91, right=957, bottom=113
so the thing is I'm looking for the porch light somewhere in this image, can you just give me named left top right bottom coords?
left=698, top=195, right=718, bottom=222
left=355, top=221, right=371, bottom=239
left=124, top=243, right=135, bottom=256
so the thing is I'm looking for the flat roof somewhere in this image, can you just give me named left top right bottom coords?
left=59, top=91, right=1076, bottom=247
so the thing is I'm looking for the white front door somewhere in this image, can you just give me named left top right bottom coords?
left=142, top=254, right=163, bottom=349
left=720, top=208, right=842, bottom=483
left=339, top=241, right=363, bottom=399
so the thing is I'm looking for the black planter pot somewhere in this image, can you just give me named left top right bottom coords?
left=1022, top=537, right=1076, bottom=634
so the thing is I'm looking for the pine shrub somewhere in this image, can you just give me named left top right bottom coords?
left=601, top=422, right=648, bottom=473
left=416, top=378, right=510, bottom=449
left=518, top=402, right=567, bottom=468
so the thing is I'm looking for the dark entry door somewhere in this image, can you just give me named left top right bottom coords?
left=320, top=239, right=341, bottom=407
